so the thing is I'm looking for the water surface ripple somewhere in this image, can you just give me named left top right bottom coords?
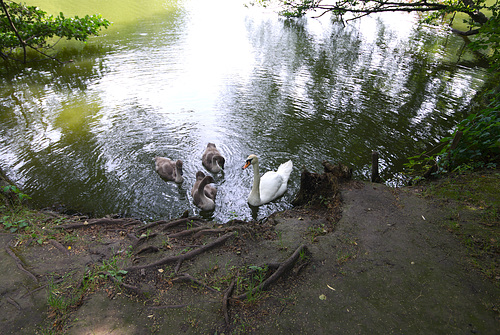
left=0, top=0, right=489, bottom=222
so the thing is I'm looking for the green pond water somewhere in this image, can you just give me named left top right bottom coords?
left=0, top=0, right=490, bottom=222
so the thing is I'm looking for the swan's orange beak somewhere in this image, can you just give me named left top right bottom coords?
left=242, top=160, right=251, bottom=170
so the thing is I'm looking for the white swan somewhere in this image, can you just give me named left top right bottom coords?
left=154, top=157, right=184, bottom=183
left=242, top=154, right=293, bottom=206
left=191, top=171, right=216, bottom=211
left=202, top=143, right=225, bottom=173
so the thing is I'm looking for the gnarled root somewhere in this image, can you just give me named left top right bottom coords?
left=125, top=232, right=235, bottom=273
left=233, top=244, right=307, bottom=301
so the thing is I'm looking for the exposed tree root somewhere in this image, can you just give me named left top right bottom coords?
left=108, top=275, right=144, bottom=296
left=165, top=226, right=237, bottom=240
left=223, top=279, right=235, bottom=326
left=132, top=233, right=158, bottom=249
left=148, top=304, right=188, bottom=310
left=124, top=232, right=235, bottom=272
left=56, top=218, right=141, bottom=230
left=20, top=278, right=63, bottom=299
left=135, top=245, right=159, bottom=255
left=192, top=227, right=238, bottom=239
left=135, top=216, right=203, bottom=234
left=172, top=273, right=219, bottom=293
left=174, top=259, right=183, bottom=273
left=1, top=161, right=358, bottom=333
left=233, top=244, right=307, bottom=301
left=7, top=297, right=22, bottom=310
left=49, top=239, right=70, bottom=256
left=5, top=246, right=38, bottom=283
left=160, top=217, right=203, bottom=232
left=127, top=233, right=139, bottom=243
left=166, top=226, right=208, bottom=239
left=135, top=220, right=169, bottom=233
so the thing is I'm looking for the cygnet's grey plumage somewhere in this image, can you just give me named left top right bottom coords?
left=191, top=171, right=216, bottom=210
left=154, top=157, right=184, bottom=183
left=202, top=143, right=225, bottom=173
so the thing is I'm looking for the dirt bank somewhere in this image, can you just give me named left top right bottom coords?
left=0, top=165, right=499, bottom=334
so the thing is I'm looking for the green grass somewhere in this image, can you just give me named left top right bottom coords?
left=0, top=184, right=75, bottom=246
left=43, top=254, right=129, bottom=332
left=45, top=269, right=98, bottom=331
left=421, top=169, right=500, bottom=284
left=97, top=255, right=128, bottom=282
left=233, top=264, right=269, bottom=303
left=307, top=224, right=328, bottom=242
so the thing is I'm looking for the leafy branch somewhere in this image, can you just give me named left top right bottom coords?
left=0, top=0, right=111, bottom=63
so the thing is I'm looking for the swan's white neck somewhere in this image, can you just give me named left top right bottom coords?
left=248, top=162, right=261, bottom=205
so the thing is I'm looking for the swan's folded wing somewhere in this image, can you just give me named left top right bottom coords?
left=277, top=160, right=293, bottom=181
left=259, top=171, right=284, bottom=203
left=204, top=185, right=217, bottom=200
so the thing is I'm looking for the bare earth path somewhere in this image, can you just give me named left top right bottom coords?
left=1, top=179, right=499, bottom=334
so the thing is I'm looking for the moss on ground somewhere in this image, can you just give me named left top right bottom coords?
left=418, top=168, right=500, bottom=283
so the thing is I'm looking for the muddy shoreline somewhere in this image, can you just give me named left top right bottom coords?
left=1, top=165, right=499, bottom=334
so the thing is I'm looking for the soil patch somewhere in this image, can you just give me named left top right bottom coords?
left=1, top=164, right=499, bottom=334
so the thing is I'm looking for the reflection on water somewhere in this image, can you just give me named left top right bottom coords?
left=0, top=0, right=489, bottom=222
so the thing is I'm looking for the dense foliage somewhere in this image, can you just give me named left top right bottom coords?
left=406, top=91, right=500, bottom=177
left=0, top=0, right=110, bottom=63
left=468, top=4, right=500, bottom=72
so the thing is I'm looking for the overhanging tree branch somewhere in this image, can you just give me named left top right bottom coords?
left=277, top=0, right=491, bottom=34
left=274, top=0, right=498, bottom=36
left=263, top=0, right=498, bottom=68
left=0, top=0, right=26, bottom=62
left=0, top=0, right=110, bottom=64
